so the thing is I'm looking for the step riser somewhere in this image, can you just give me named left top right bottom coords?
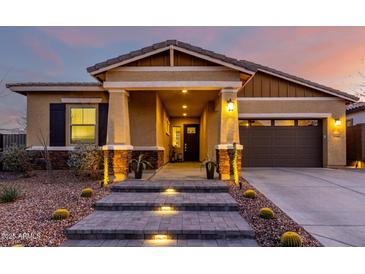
left=67, top=232, right=254, bottom=240
left=94, top=205, right=238, bottom=211
left=110, top=188, right=228, bottom=193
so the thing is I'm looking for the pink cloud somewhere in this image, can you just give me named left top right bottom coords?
left=24, top=36, right=63, bottom=67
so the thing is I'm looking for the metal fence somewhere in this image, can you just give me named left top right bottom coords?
left=0, top=134, right=26, bottom=151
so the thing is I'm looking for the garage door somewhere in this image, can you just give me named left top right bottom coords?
left=239, top=119, right=323, bottom=167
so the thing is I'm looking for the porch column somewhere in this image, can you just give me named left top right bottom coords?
left=216, top=87, right=243, bottom=180
left=103, top=89, right=132, bottom=182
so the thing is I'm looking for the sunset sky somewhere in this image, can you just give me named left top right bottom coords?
left=1, top=26, right=365, bottom=130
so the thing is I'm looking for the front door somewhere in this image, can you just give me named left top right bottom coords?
left=183, top=124, right=200, bottom=161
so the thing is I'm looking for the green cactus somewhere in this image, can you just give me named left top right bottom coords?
left=259, top=207, right=275, bottom=219
left=243, top=189, right=257, bottom=199
left=81, top=188, right=93, bottom=198
left=53, top=208, right=70, bottom=220
left=280, top=232, right=302, bottom=247
left=232, top=142, right=239, bottom=186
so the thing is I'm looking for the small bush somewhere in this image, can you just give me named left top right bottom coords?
left=243, top=189, right=257, bottom=199
left=53, top=209, right=70, bottom=220
left=0, top=186, right=21, bottom=203
left=67, top=145, right=102, bottom=179
left=280, top=231, right=302, bottom=247
left=81, top=188, right=93, bottom=198
left=259, top=207, right=275, bottom=219
left=1, top=145, right=32, bottom=174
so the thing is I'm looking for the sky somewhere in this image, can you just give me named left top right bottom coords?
left=1, top=26, right=365, bottom=131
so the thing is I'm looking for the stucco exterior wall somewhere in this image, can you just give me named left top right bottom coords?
left=156, top=94, right=170, bottom=164
left=237, top=99, right=347, bottom=167
left=129, top=91, right=156, bottom=146
left=26, top=91, right=109, bottom=147
left=199, top=101, right=219, bottom=161
left=347, top=111, right=365, bottom=125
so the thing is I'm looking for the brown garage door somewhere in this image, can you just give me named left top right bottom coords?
left=239, top=119, right=323, bottom=167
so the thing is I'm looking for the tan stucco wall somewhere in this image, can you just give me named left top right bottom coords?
left=237, top=99, right=347, bottom=166
left=129, top=91, right=156, bottom=146
left=26, top=91, right=108, bottom=147
left=106, top=70, right=240, bottom=82
left=156, top=94, right=171, bottom=163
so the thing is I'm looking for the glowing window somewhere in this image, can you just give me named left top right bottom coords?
left=274, top=120, right=295, bottom=126
left=70, top=107, right=96, bottom=144
left=250, top=120, right=271, bottom=126
left=298, top=120, right=319, bottom=126
left=172, top=126, right=181, bottom=148
left=187, top=127, right=196, bottom=134
left=239, top=120, right=250, bottom=127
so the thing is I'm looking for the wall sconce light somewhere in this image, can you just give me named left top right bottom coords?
left=226, top=98, right=234, bottom=112
left=335, top=119, right=341, bottom=127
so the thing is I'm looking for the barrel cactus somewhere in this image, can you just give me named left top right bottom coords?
left=53, top=208, right=70, bottom=220
left=243, top=189, right=257, bottom=199
left=280, top=231, right=302, bottom=247
left=81, top=188, right=93, bottom=198
left=259, top=207, right=275, bottom=219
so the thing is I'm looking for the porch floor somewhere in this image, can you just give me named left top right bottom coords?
left=151, top=162, right=214, bottom=181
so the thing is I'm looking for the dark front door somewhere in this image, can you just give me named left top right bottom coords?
left=184, top=124, right=200, bottom=161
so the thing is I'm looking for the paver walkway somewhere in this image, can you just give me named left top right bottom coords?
left=63, top=179, right=257, bottom=247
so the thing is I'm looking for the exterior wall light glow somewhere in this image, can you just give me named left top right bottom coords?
left=182, top=89, right=188, bottom=93
left=226, top=98, right=234, bottom=112
left=183, top=113, right=187, bottom=116
left=182, top=105, right=187, bottom=109
left=335, top=119, right=341, bottom=127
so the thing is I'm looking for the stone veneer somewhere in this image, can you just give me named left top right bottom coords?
left=131, top=150, right=164, bottom=170
left=216, top=148, right=242, bottom=180
left=105, top=150, right=132, bottom=182
left=31, top=150, right=70, bottom=170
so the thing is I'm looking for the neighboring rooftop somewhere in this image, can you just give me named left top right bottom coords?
left=347, top=102, right=365, bottom=114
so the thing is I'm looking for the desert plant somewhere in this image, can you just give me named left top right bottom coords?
left=67, top=145, right=102, bottom=179
left=0, top=186, right=21, bottom=203
left=1, top=145, right=32, bottom=175
left=232, top=143, right=239, bottom=187
left=259, top=207, right=275, bottom=219
left=37, top=129, right=52, bottom=182
left=81, top=188, right=93, bottom=198
left=129, top=154, right=153, bottom=179
left=53, top=209, right=70, bottom=220
left=243, top=189, right=257, bottom=199
left=280, top=231, right=302, bottom=247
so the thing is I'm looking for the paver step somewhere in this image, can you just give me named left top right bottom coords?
left=94, top=192, right=238, bottom=211
left=110, top=180, right=228, bottom=193
left=66, top=210, right=254, bottom=240
left=62, top=238, right=258, bottom=247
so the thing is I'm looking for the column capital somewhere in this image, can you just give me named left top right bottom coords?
left=107, top=89, right=129, bottom=96
left=220, top=87, right=239, bottom=94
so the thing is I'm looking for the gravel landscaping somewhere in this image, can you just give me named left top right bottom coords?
left=229, top=179, right=322, bottom=247
left=0, top=170, right=109, bottom=247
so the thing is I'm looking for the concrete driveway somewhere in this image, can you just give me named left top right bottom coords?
left=243, top=168, right=365, bottom=247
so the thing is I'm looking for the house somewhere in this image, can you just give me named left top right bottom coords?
left=6, top=40, right=358, bottom=180
left=347, top=102, right=365, bottom=126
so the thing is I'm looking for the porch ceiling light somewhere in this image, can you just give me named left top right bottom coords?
left=183, top=113, right=187, bottom=116
left=182, top=89, right=188, bottom=94
left=226, top=98, right=235, bottom=112
left=335, top=119, right=341, bottom=127
left=182, top=105, right=187, bottom=109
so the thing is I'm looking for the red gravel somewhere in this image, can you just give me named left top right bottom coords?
left=0, top=170, right=109, bottom=247
left=230, top=180, right=322, bottom=247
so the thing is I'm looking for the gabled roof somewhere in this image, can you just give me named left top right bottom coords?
left=87, top=40, right=358, bottom=102
left=347, top=102, right=365, bottom=114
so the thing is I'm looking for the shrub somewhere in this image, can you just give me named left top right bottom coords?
left=243, top=189, right=257, bottom=199
left=1, top=145, right=32, bottom=174
left=259, top=207, right=275, bottom=219
left=67, top=145, right=102, bottom=179
left=53, top=209, right=70, bottom=220
left=81, top=188, right=93, bottom=198
left=0, top=186, right=21, bottom=203
left=280, top=231, right=302, bottom=247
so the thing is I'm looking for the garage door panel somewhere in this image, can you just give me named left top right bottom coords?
left=240, top=119, right=322, bottom=167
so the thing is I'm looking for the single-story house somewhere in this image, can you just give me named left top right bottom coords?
left=347, top=102, right=365, bottom=126
left=6, top=40, right=358, bottom=180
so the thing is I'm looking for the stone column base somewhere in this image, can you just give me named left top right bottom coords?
left=216, top=144, right=243, bottom=181
left=103, top=145, right=133, bottom=182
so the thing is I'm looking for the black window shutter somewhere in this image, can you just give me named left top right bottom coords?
left=49, top=103, right=66, bottom=146
left=98, top=103, right=109, bottom=146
